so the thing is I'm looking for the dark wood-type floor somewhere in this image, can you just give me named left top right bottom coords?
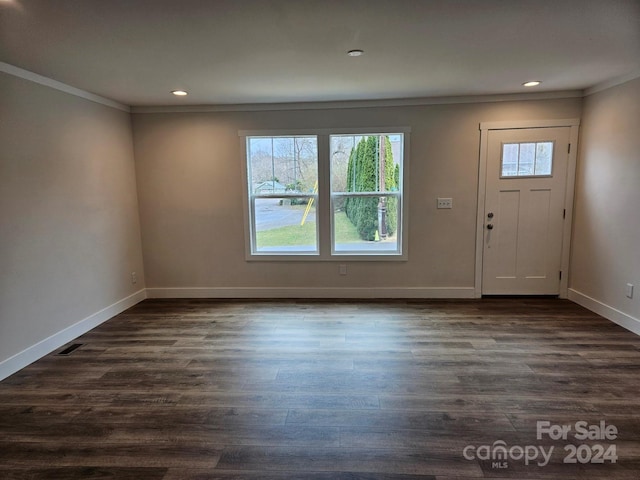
left=1, top=298, right=640, bottom=479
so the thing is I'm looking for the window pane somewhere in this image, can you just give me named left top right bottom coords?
left=254, top=197, right=317, bottom=253
left=333, top=195, right=400, bottom=253
left=501, top=143, right=519, bottom=176
left=534, top=142, right=553, bottom=175
left=518, top=143, right=535, bottom=176
left=248, top=136, right=318, bottom=195
left=330, top=135, right=357, bottom=193
left=330, top=134, right=401, bottom=193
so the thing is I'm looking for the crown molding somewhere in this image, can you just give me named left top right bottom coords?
left=0, top=62, right=130, bottom=112
left=9, top=56, right=637, bottom=113
left=584, top=70, right=640, bottom=97
left=130, top=90, right=583, bottom=114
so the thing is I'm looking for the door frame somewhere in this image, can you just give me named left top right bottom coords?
left=474, top=119, right=580, bottom=299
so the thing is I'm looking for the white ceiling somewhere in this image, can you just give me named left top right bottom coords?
left=1, top=0, right=639, bottom=106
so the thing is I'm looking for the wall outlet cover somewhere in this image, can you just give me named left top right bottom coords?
left=437, top=197, right=453, bottom=209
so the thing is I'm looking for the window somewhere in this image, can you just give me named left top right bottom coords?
left=246, top=136, right=318, bottom=254
left=330, top=134, right=402, bottom=254
left=242, top=129, right=408, bottom=259
left=501, top=141, right=553, bottom=177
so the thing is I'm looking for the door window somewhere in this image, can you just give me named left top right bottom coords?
left=501, top=141, right=553, bottom=177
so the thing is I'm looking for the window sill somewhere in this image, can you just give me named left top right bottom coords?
left=245, top=253, right=408, bottom=262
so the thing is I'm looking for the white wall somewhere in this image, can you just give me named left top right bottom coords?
left=569, top=77, right=640, bottom=332
left=132, top=98, right=582, bottom=297
left=0, top=72, right=146, bottom=377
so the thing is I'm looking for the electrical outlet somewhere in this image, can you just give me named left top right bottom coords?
left=626, top=283, right=634, bottom=299
left=437, top=197, right=453, bottom=209
left=339, top=264, right=347, bottom=276
left=131, top=272, right=137, bottom=285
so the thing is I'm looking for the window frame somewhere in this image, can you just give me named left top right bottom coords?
left=240, top=127, right=410, bottom=261
left=245, top=134, right=320, bottom=256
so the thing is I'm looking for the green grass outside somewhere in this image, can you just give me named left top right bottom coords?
left=256, top=211, right=361, bottom=248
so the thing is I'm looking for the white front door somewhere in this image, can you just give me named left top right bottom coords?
left=482, top=127, right=571, bottom=295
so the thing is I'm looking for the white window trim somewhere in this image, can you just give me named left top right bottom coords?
left=239, top=127, right=411, bottom=261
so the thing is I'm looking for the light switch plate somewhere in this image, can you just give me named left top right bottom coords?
left=437, top=197, right=453, bottom=209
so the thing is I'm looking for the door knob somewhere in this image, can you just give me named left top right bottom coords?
left=487, top=212, right=494, bottom=218
left=487, top=223, right=494, bottom=230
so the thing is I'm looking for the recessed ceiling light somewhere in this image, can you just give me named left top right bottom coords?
left=171, top=90, right=188, bottom=96
left=347, top=49, right=364, bottom=57
left=522, top=81, right=542, bottom=87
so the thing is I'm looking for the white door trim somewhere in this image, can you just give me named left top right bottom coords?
left=474, top=119, right=580, bottom=298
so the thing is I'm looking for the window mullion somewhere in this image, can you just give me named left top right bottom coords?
left=317, top=134, right=331, bottom=259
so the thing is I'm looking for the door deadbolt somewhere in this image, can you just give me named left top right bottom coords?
left=487, top=212, right=494, bottom=218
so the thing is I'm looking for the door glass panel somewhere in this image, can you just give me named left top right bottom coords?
left=518, top=143, right=535, bottom=175
left=501, top=141, right=553, bottom=177
left=534, top=142, right=553, bottom=175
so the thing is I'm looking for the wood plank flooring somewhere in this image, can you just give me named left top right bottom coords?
left=1, top=298, right=639, bottom=479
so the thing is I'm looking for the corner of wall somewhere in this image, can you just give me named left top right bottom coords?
left=0, top=289, right=147, bottom=382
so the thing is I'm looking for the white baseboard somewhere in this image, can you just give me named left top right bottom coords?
left=0, top=289, right=147, bottom=381
left=145, top=286, right=476, bottom=299
left=568, top=288, right=640, bottom=336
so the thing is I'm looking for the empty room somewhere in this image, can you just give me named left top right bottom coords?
left=1, top=0, right=640, bottom=478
